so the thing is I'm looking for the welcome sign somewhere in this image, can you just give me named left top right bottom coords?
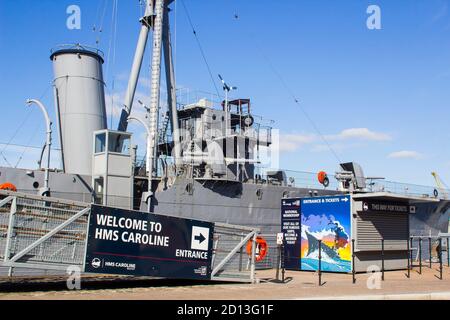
left=84, top=205, right=215, bottom=280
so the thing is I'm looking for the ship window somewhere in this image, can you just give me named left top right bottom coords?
left=95, top=133, right=106, bottom=153
left=108, top=133, right=130, bottom=155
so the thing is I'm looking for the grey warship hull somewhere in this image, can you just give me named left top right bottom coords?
left=2, top=166, right=448, bottom=237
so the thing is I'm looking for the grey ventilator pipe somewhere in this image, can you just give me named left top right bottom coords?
left=127, top=115, right=152, bottom=212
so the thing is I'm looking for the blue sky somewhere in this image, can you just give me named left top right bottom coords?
left=0, top=0, right=449, bottom=187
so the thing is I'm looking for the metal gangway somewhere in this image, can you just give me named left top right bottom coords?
left=0, top=190, right=259, bottom=283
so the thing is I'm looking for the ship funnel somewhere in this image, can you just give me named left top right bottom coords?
left=51, top=45, right=107, bottom=176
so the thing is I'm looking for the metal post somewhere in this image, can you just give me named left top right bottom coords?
left=381, top=239, right=385, bottom=281
left=448, top=237, right=450, bottom=268
left=429, top=237, right=432, bottom=268
left=250, top=232, right=257, bottom=284
left=239, top=235, right=243, bottom=272
left=419, top=237, right=422, bottom=275
left=118, top=0, right=153, bottom=132
left=148, top=0, right=165, bottom=184
left=352, top=239, right=356, bottom=284
left=281, top=240, right=285, bottom=283
left=162, top=4, right=181, bottom=168
left=439, top=237, right=443, bottom=280
left=410, top=237, right=413, bottom=270
left=275, top=244, right=280, bottom=281
left=407, top=238, right=410, bottom=278
left=4, top=197, right=16, bottom=264
left=318, top=240, right=322, bottom=286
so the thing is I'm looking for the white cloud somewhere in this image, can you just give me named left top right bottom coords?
left=327, top=128, right=392, bottom=142
left=277, top=128, right=391, bottom=153
left=387, top=151, right=423, bottom=160
left=278, top=133, right=316, bottom=152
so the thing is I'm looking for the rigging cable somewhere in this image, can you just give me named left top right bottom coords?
left=14, top=121, right=42, bottom=169
left=104, top=0, right=119, bottom=129
left=179, top=0, right=221, bottom=98
left=233, top=15, right=342, bottom=164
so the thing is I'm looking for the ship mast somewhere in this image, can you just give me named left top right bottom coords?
left=117, top=0, right=181, bottom=173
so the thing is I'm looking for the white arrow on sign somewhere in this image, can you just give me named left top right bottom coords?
left=191, top=226, right=210, bottom=251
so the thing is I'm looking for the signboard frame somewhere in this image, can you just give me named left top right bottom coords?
left=83, top=205, right=215, bottom=280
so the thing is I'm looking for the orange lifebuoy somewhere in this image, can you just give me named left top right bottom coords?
left=317, top=171, right=329, bottom=187
left=246, top=236, right=268, bottom=262
left=0, top=182, right=17, bottom=192
left=317, top=171, right=327, bottom=184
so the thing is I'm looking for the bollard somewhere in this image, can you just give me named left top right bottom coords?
left=428, top=237, right=432, bottom=268
left=352, top=239, right=356, bottom=284
left=439, top=238, right=443, bottom=280
left=318, top=240, right=322, bottom=286
left=381, top=239, right=385, bottom=281
left=419, top=237, right=422, bottom=275
left=407, top=238, right=410, bottom=279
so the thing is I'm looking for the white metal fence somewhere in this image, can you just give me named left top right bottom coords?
left=0, top=191, right=260, bottom=283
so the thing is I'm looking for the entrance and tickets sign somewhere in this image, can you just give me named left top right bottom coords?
left=84, top=205, right=214, bottom=280
left=282, top=195, right=352, bottom=273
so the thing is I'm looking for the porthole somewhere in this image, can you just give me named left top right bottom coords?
left=33, top=181, right=39, bottom=189
left=186, top=183, right=194, bottom=195
left=256, top=189, right=263, bottom=200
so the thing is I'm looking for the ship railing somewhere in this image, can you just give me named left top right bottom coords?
left=0, top=191, right=260, bottom=282
left=254, top=167, right=450, bottom=200
left=0, top=190, right=90, bottom=273
left=50, top=43, right=104, bottom=58
left=211, top=223, right=260, bottom=283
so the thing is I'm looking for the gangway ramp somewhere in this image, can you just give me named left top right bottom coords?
left=0, top=190, right=259, bottom=283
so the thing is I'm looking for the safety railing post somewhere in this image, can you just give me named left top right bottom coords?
left=419, top=237, right=422, bottom=275
left=238, top=234, right=243, bottom=272
left=4, top=197, right=17, bottom=268
left=429, top=237, right=432, bottom=269
left=439, top=237, right=443, bottom=280
left=381, top=239, right=385, bottom=281
left=275, top=242, right=281, bottom=282
left=407, top=238, right=410, bottom=278
left=352, top=239, right=356, bottom=284
left=410, top=237, right=413, bottom=270
left=250, top=232, right=257, bottom=284
left=318, top=240, right=322, bottom=286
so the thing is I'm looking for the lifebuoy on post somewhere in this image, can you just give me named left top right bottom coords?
left=246, top=236, right=268, bottom=262
left=0, top=182, right=17, bottom=192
